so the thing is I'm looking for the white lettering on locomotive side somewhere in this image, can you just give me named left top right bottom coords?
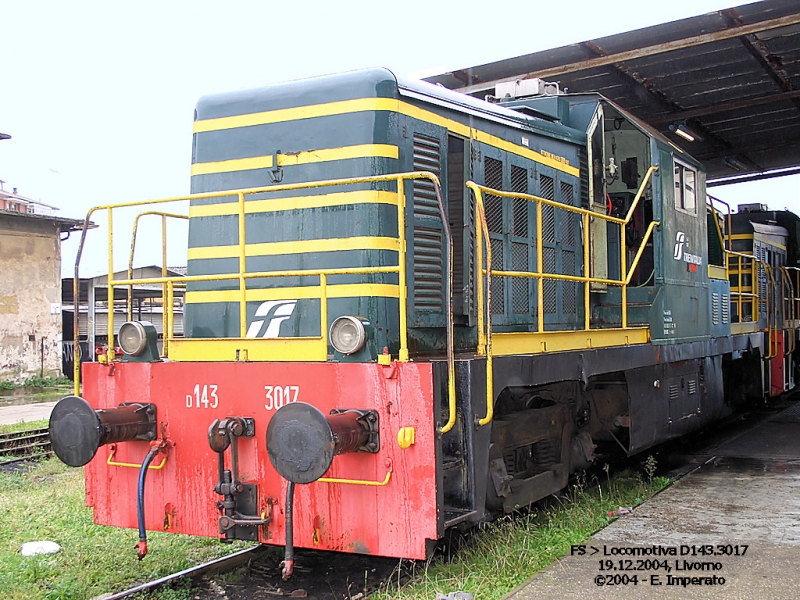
left=264, top=385, right=300, bottom=410
left=186, top=384, right=219, bottom=409
left=673, top=231, right=703, bottom=266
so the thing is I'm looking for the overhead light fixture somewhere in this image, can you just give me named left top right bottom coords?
left=723, top=156, right=748, bottom=172
left=669, top=122, right=703, bottom=143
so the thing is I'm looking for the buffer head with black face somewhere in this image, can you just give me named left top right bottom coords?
left=266, top=402, right=336, bottom=484
left=49, top=396, right=103, bottom=467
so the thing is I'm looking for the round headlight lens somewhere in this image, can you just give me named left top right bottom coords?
left=118, top=321, right=147, bottom=356
left=329, top=316, right=366, bottom=355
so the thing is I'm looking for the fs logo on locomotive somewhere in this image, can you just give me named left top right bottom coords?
left=246, top=300, right=298, bottom=338
left=673, top=231, right=703, bottom=265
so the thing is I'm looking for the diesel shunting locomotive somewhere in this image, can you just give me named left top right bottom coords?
left=49, top=68, right=800, bottom=577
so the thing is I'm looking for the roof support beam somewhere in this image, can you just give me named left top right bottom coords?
left=649, top=90, right=800, bottom=124
left=455, top=12, right=800, bottom=95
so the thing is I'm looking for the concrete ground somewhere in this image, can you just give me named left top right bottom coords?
left=505, top=402, right=800, bottom=600
left=0, top=401, right=57, bottom=425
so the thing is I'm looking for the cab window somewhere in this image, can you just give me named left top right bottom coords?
left=674, top=162, right=696, bottom=213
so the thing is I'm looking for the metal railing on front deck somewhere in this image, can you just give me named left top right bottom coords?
left=467, top=165, right=660, bottom=426
left=127, top=211, right=189, bottom=358
left=708, top=194, right=798, bottom=360
left=71, top=172, right=458, bottom=434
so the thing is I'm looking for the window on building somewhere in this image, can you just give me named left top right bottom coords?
left=674, top=161, right=697, bottom=213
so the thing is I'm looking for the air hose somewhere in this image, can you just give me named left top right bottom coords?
left=134, top=445, right=161, bottom=560
left=281, top=481, right=296, bottom=580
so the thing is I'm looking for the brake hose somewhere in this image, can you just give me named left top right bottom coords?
left=134, top=445, right=161, bottom=560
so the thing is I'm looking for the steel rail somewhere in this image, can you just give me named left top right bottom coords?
left=103, top=545, right=266, bottom=600
left=0, top=428, right=52, bottom=465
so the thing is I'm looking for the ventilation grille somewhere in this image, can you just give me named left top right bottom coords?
left=511, top=166, right=528, bottom=237
left=491, top=237, right=504, bottom=314
left=412, top=135, right=441, bottom=219
left=669, top=384, right=680, bottom=401
left=712, top=292, right=720, bottom=325
left=541, top=175, right=555, bottom=243
left=413, top=228, right=443, bottom=310
left=563, top=252, right=576, bottom=314
left=412, top=134, right=443, bottom=312
left=560, top=182, right=575, bottom=245
left=512, top=242, right=530, bottom=314
left=688, top=379, right=697, bottom=395
left=722, top=294, right=729, bottom=324
left=485, top=157, right=504, bottom=234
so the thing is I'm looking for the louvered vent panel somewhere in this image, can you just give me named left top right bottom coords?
left=412, top=135, right=441, bottom=219
left=485, top=157, right=504, bottom=234
left=712, top=292, right=720, bottom=325
left=722, top=294, right=729, bottom=323
left=491, top=238, right=504, bottom=314
left=512, top=242, right=530, bottom=314
left=413, top=228, right=443, bottom=310
left=578, top=149, right=589, bottom=207
left=688, top=379, right=697, bottom=395
left=669, top=384, right=680, bottom=401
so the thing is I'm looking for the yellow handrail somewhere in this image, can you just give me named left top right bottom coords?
left=107, top=444, right=168, bottom=470
left=73, top=172, right=457, bottom=434
left=779, top=267, right=796, bottom=355
left=127, top=211, right=189, bottom=358
left=468, top=166, right=659, bottom=427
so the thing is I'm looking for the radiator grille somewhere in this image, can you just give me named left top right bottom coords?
left=491, top=237, right=504, bottom=314
left=560, top=182, right=575, bottom=245
left=511, top=166, right=528, bottom=237
left=543, top=246, right=557, bottom=313
left=485, top=157, right=504, bottom=234
left=563, top=252, right=576, bottom=314
left=512, top=242, right=530, bottom=314
left=542, top=175, right=556, bottom=243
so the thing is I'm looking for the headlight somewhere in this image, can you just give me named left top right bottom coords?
left=329, top=316, right=367, bottom=355
left=118, top=321, right=147, bottom=356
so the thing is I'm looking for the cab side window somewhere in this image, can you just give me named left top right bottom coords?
left=674, top=162, right=696, bottom=213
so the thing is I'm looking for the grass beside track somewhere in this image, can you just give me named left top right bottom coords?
left=0, top=419, right=49, bottom=436
left=1, top=452, right=669, bottom=599
left=375, top=469, right=670, bottom=600
left=0, top=458, right=248, bottom=599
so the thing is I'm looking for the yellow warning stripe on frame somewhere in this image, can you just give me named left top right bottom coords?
left=189, top=190, right=398, bottom=218
left=193, top=97, right=580, bottom=177
left=185, top=283, right=400, bottom=305
left=191, top=144, right=399, bottom=176
left=187, top=236, right=400, bottom=260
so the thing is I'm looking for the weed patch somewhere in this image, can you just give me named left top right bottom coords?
left=375, top=470, right=670, bottom=600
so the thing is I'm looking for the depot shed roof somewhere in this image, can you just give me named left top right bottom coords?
left=425, top=0, right=800, bottom=185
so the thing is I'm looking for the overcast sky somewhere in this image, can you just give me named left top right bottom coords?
left=1, top=0, right=796, bottom=276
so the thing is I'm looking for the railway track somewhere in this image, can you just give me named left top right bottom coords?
left=0, top=427, right=52, bottom=465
